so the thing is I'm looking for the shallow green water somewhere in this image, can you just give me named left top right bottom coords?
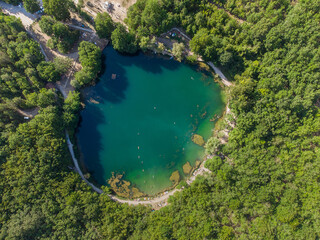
left=78, top=47, right=224, bottom=195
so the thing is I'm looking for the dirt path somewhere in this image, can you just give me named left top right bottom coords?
left=15, top=107, right=39, bottom=118
left=0, top=1, right=38, bottom=27
left=66, top=131, right=103, bottom=194
left=207, top=62, right=233, bottom=87
left=67, top=24, right=94, bottom=33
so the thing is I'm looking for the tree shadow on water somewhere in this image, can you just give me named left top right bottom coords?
left=93, top=47, right=181, bottom=105
left=77, top=103, right=107, bottom=185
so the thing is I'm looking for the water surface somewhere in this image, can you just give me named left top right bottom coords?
left=78, top=47, right=224, bottom=195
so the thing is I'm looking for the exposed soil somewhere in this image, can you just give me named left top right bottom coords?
left=78, top=0, right=137, bottom=24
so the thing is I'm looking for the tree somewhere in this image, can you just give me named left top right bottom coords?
left=219, top=51, right=234, bottom=67
left=63, top=91, right=81, bottom=129
left=73, top=69, right=94, bottom=87
left=39, top=16, right=56, bottom=36
left=78, top=41, right=101, bottom=74
left=23, top=0, right=40, bottom=13
left=205, top=156, right=223, bottom=172
left=172, top=42, right=185, bottom=61
left=205, top=136, right=221, bottom=155
left=111, top=24, right=138, bottom=54
left=39, top=17, right=79, bottom=53
left=94, top=12, right=114, bottom=39
left=43, top=0, right=70, bottom=21
left=36, top=61, right=60, bottom=82
left=54, top=57, right=72, bottom=74
left=71, top=41, right=101, bottom=87
left=52, top=22, right=69, bottom=38
left=139, top=36, right=156, bottom=52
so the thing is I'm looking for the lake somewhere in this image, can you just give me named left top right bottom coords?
left=77, top=47, right=224, bottom=196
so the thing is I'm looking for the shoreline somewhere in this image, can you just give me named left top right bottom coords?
left=71, top=50, right=233, bottom=208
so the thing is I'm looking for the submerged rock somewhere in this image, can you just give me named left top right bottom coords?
left=183, top=162, right=192, bottom=175
left=191, top=134, right=205, bottom=146
left=170, top=170, right=180, bottom=184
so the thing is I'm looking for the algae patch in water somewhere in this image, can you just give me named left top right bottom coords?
left=192, top=134, right=205, bottom=146
left=108, top=173, right=145, bottom=198
left=183, top=162, right=192, bottom=175
left=170, top=170, right=180, bottom=184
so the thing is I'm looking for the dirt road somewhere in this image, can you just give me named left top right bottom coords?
left=0, top=1, right=37, bottom=27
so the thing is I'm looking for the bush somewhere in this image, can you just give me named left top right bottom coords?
left=36, top=61, right=60, bottom=82
left=205, top=136, right=221, bottom=155
left=172, top=42, right=185, bottom=62
left=39, top=16, right=55, bottom=36
left=205, top=156, right=223, bottom=172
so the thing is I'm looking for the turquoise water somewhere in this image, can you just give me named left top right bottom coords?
left=78, top=47, right=224, bottom=195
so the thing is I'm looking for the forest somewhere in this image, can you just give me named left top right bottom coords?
left=1, top=0, right=320, bottom=239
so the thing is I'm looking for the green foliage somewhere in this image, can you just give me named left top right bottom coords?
left=2, top=0, right=22, bottom=5
left=53, top=57, right=72, bottom=74
left=186, top=54, right=198, bottom=64
left=36, top=61, right=60, bottom=82
left=126, top=0, right=171, bottom=37
left=39, top=16, right=55, bottom=35
left=63, top=91, right=81, bottom=130
left=111, top=24, right=138, bottom=54
left=139, top=36, right=156, bottom=52
left=78, top=41, right=101, bottom=74
left=205, top=136, right=221, bottom=155
left=73, top=68, right=94, bottom=87
left=172, top=42, right=185, bottom=61
left=205, top=156, right=223, bottom=172
left=43, top=0, right=71, bottom=21
left=23, top=0, right=40, bottom=13
left=71, top=41, right=101, bottom=88
left=39, top=16, right=79, bottom=54
left=94, top=12, right=114, bottom=39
